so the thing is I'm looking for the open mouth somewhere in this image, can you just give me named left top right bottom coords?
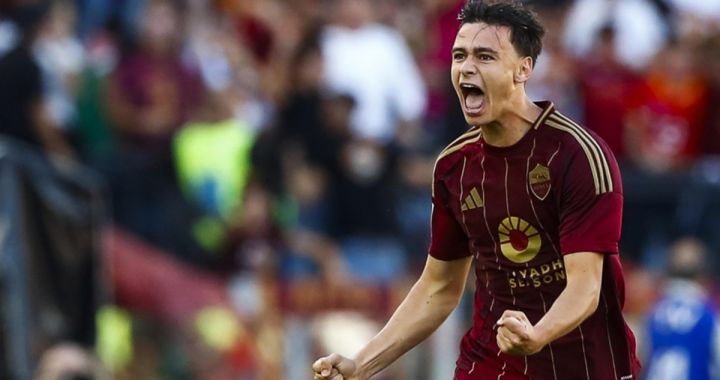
left=460, top=83, right=485, bottom=114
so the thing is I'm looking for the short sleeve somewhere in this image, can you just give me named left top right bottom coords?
left=428, top=171, right=471, bottom=261
left=558, top=145, right=623, bottom=256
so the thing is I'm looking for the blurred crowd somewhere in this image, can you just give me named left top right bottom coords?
left=3, top=0, right=720, bottom=378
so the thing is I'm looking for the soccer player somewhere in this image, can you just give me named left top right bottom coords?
left=312, top=1, right=641, bottom=379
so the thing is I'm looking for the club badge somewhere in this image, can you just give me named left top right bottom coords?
left=529, top=163, right=551, bottom=200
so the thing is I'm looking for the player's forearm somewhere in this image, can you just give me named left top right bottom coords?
left=352, top=279, right=462, bottom=379
left=530, top=252, right=604, bottom=349
left=533, top=276, right=600, bottom=346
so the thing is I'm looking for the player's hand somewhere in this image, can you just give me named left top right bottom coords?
left=312, top=353, right=360, bottom=380
left=496, top=310, right=544, bottom=356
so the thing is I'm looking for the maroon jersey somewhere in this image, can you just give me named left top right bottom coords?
left=430, top=102, right=640, bottom=380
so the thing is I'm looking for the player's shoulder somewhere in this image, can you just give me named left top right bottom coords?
left=431, top=127, right=482, bottom=196
left=434, top=126, right=482, bottom=169
left=541, top=109, right=619, bottom=194
left=541, top=109, right=615, bottom=158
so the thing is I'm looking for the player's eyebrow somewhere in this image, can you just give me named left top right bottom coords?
left=451, top=46, right=499, bottom=56
left=472, top=47, right=499, bottom=56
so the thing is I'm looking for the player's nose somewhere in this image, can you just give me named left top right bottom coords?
left=460, top=57, right=478, bottom=76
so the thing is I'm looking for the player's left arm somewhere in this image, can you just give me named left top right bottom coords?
left=498, top=131, right=621, bottom=356
left=496, top=251, right=603, bottom=356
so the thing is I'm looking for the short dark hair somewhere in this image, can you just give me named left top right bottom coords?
left=458, top=1, right=545, bottom=66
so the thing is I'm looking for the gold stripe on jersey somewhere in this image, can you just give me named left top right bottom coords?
left=432, top=127, right=483, bottom=197
left=436, top=130, right=483, bottom=162
left=545, top=118, right=601, bottom=192
left=546, top=116, right=607, bottom=193
left=549, top=113, right=614, bottom=193
left=440, top=127, right=482, bottom=157
left=545, top=116, right=611, bottom=195
left=552, top=112, right=614, bottom=192
left=533, top=104, right=555, bottom=130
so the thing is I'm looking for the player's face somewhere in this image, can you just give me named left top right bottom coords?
left=451, top=23, right=526, bottom=126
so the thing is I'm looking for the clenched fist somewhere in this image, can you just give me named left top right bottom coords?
left=496, top=310, right=544, bottom=356
left=312, top=353, right=360, bottom=380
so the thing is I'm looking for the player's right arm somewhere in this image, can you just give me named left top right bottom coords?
left=312, top=254, right=473, bottom=380
left=313, top=153, right=472, bottom=380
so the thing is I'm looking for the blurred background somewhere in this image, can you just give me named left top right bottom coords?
left=1, top=0, right=720, bottom=379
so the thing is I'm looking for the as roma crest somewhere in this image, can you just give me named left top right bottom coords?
left=529, top=164, right=551, bottom=200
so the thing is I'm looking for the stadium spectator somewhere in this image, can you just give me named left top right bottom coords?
left=267, top=29, right=336, bottom=193
left=624, top=40, right=709, bottom=172
left=526, top=6, right=582, bottom=123
left=252, top=28, right=338, bottom=232
left=418, top=0, right=464, bottom=134
left=697, top=33, right=720, bottom=155
left=576, top=25, right=640, bottom=159
left=563, top=0, right=669, bottom=70
left=320, top=0, right=427, bottom=144
left=105, top=0, right=201, bottom=153
left=104, top=0, right=204, bottom=263
left=72, top=14, right=121, bottom=165
left=33, top=0, right=84, bottom=132
left=644, top=237, right=720, bottom=380
left=171, top=11, right=274, bottom=257
left=0, top=1, right=74, bottom=157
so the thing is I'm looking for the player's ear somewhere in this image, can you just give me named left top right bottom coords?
left=515, top=56, right=533, bottom=84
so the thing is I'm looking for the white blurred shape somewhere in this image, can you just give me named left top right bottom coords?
left=312, top=311, right=381, bottom=358
left=646, top=348, right=690, bottom=380
left=563, top=0, right=667, bottom=69
left=322, top=24, right=426, bottom=143
left=669, top=0, right=720, bottom=20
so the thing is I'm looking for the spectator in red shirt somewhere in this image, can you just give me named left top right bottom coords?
left=104, top=0, right=204, bottom=263
left=577, top=25, right=641, bottom=160
left=624, top=40, right=709, bottom=172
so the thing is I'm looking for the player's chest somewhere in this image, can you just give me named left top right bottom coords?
left=443, top=152, right=560, bottom=242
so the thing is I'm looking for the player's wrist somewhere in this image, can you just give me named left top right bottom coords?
left=348, top=362, right=367, bottom=380
left=529, top=323, right=552, bottom=353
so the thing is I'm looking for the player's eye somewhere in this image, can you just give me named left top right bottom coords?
left=453, top=52, right=466, bottom=61
left=478, top=54, right=494, bottom=61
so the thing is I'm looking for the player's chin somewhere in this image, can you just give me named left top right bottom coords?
left=463, top=113, right=489, bottom=127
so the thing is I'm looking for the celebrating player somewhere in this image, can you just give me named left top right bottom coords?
left=313, top=1, right=640, bottom=379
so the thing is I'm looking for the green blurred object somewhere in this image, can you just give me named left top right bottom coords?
left=272, top=194, right=299, bottom=229
left=194, top=306, right=245, bottom=352
left=191, top=215, right=227, bottom=252
left=173, top=118, right=256, bottom=221
left=96, top=305, right=133, bottom=372
left=74, top=68, right=115, bottom=161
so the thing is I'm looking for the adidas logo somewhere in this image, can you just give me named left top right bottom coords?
left=461, top=187, right=484, bottom=211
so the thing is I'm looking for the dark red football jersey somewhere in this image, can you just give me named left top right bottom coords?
left=429, top=102, right=640, bottom=380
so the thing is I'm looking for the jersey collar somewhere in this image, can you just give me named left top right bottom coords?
left=532, top=101, right=555, bottom=130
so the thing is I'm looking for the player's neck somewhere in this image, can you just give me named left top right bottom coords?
left=481, top=98, right=542, bottom=148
